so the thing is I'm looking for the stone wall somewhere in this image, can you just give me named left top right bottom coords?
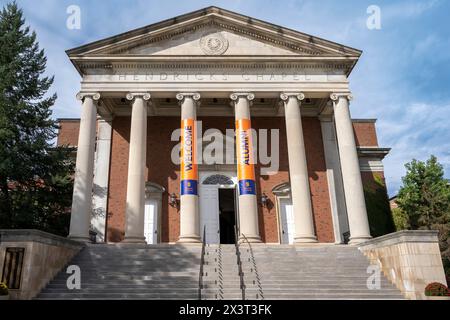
left=0, top=229, right=83, bottom=300
left=358, top=230, right=447, bottom=300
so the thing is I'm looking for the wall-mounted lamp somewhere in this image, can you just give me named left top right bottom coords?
left=169, top=193, right=178, bottom=208
left=261, top=193, right=269, bottom=208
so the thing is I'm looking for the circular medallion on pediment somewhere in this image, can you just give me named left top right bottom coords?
left=200, top=32, right=229, bottom=55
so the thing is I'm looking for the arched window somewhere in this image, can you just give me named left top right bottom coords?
left=272, top=182, right=291, bottom=196
left=202, top=174, right=234, bottom=185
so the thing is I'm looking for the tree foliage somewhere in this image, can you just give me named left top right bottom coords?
left=396, top=155, right=450, bottom=277
left=391, top=207, right=410, bottom=231
left=0, top=2, right=74, bottom=236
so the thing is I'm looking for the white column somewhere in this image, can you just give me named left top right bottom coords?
left=176, top=92, right=201, bottom=243
left=280, top=93, right=317, bottom=243
left=331, top=93, right=371, bottom=244
left=319, top=115, right=349, bottom=244
left=68, top=92, right=100, bottom=242
left=230, top=92, right=261, bottom=243
left=92, top=116, right=113, bottom=242
left=123, top=92, right=151, bottom=243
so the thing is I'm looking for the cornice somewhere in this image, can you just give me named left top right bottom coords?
left=67, top=6, right=361, bottom=57
left=77, top=61, right=353, bottom=72
left=357, top=146, right=391, bottom=159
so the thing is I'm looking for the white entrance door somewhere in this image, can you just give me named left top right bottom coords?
left=144, top=198, right=158, bottom=244
left=280, top=198, right=295, bottom=244
left=199, top=185, right=220, bottom=244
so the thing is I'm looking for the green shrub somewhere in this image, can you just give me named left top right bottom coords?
left=392, top=207, right=410, bottom=231
left=0, top=282, right=8, bottom=296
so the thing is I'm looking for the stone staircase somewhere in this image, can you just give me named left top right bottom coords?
left=200, top=244, right=262, bottom=300
left=36, top=243, right=404, bottom=300
left=236, top=244, right=404, bottom=300
left=36, top=244, right=202, bottom=300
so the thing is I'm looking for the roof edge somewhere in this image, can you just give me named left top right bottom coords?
left=66, top=6, right=362, bottom=58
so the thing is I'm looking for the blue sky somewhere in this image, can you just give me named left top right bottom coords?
left=3, top=0, right=450, bottom=196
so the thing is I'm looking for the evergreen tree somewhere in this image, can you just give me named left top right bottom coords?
left=396, top=155, right=450, bottom=277
left=0, top=2, right=74, bottom=235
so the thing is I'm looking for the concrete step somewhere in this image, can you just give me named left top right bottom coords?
left=38, top=244, right=404, bottom=300
left=36, top=293, right=199, bottom=299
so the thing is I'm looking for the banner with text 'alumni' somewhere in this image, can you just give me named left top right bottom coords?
left=236, top=119, right=256, bottom=195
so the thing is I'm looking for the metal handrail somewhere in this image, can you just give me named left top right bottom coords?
left=241, top=233, right=264, bottom=300
left=234, top=225, right=245, bottom=300
left=198, top=225, right=206, bottom=300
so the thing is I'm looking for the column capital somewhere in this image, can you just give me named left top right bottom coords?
left=126, top=92, right=151, bottom=101
left=176, top=92, right=201, bottom=102
left=330, top=92, right=353, bottom=102
left=280, top=92, right=305, bottom=101
left=76, top=92, right=101, bottom=102
left=230, top=92, right=255, bottom=102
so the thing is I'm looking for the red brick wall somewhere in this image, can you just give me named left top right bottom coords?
left=253, top=117, right=334, bottom=243
left=353, top=121, right=378, bottom=147
left=106, top=116, right=181, bottom=242
left=106, top=116, right=335, bottom=243
left=57, top=117, right=385, bottom=243
left=57, top=120, right=80, bottom=147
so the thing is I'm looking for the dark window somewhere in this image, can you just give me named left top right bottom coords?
left=2, top=247, right=25, bottom=290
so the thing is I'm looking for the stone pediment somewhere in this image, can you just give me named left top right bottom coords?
left=124, top=26, right=300, bottom=56
left=67, top=6, right=361, bottom=60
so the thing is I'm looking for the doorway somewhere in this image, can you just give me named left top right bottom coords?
left=144, top=198, right=158, bottom=244
left=279, top=198, right=295, bottom=244
left=218, top=188, right=237, bottom=244
left=199, top=172, right=238, bottom=244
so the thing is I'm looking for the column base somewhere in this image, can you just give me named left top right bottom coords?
left=294, top=236, right=318, bottom=243
left=122, top=236, right=147, bottom=244
left=349, top=236, right=372, bottom=245
left=238, top=235, right=262, bottom=243
left=177, top=236, right=201, bottom=243
left=67, top=235, right=91, bottom=243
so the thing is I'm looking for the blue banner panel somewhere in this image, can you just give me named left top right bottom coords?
left=238, top=179, right=256, bottom=195
left=180, top=179, right=198, bottom=195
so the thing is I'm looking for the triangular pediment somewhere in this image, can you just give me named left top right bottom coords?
left=67, top=6, right=361, bottom=59
left=122, top=25, right=301, bottom=56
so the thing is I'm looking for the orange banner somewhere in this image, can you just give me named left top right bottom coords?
left=180, top=118, right=198, bottom=195
left=236, top=119, right=256, bottom=195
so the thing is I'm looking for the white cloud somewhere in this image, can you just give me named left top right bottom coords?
left=378, top=101, right=450, bottom=195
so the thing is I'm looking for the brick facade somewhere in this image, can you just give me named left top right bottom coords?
left=57, top=119, right=80, bottom=147
left=353, top=121, right=378, bottom=147
left=57, top=117, right=384, bottom=243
